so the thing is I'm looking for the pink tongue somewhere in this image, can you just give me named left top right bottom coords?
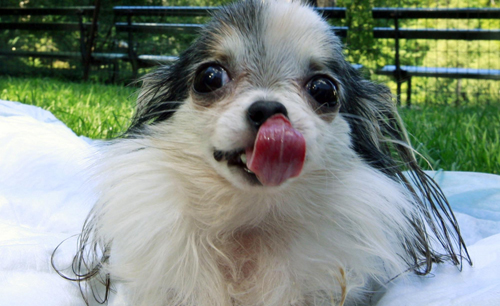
left=246, top=114, right=306, bottom=186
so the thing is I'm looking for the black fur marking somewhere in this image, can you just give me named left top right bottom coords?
left=127, top=34, right=214, bottom=134
left=213, top=150, right=225, bottom=162
left=127, top=0, right=264, bottom=135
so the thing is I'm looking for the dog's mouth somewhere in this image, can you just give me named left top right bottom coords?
left=213, top=114, right=306, bottom=187
left=213, top=149, right=260, bottom=185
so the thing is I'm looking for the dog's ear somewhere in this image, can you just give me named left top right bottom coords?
left=127, top=58, right=189, bottom=133
left=127, top=42, right=210, bottom=134
left=338, top=65, right=471, bottom=275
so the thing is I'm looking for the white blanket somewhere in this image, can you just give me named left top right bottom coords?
left=1, top=100, right=499, bottom=306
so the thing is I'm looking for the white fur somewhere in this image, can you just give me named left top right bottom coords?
left=90, top=121, right=419, bottom=306
left=82, top=1, right=437, bottom=305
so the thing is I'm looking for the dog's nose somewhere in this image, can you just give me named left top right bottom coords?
left=247, top=101, right=288, bottom=131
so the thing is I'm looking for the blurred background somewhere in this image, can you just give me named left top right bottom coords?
left=1, top=0, right=498, bottom=104
left=0, top=0, right=499, bottom=173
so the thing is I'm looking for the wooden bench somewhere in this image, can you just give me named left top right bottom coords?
left=0, top=7, right=97, bottom=80
left=372, top=8, right=500, bottom=105
left=113, top=6, right=349, bottom=78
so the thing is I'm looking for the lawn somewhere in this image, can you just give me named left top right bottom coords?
left=0, top=76, right=137, bottom=139
left=399, top=105, right=500, bottom=174
left=0, top=76, right=498, bottom=174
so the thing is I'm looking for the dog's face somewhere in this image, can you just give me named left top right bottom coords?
left=135, top=0, right=358, bottom=191
left=200, top=1, right=354, bottom=189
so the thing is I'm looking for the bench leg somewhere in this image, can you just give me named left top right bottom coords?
left=455, top=79, right=462, bottom=107
left=396, top=80, right=402, bottom=106
left=112, top=60, right=119, bottom=84
left=131, top=60, right=139, bottom=80
left=406, top=77, right=412, bottom=107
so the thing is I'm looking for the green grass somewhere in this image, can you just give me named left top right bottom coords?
left=399, top=105, right=500, bottom=175
left=0, top=76, right=136, bottom=139
left=0, top=76, right=498, bottom=174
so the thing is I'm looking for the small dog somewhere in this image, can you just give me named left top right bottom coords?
left=64, top=1, right=471, bottom=305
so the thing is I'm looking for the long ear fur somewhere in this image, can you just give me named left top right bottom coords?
left=126, top=36, right=213, bottom=134
left=338, top=64, right=472, bottom=275
left=51, top=216, right=111, bottom=305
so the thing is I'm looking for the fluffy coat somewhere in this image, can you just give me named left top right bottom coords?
left=60, top=1, right=471, bottom=305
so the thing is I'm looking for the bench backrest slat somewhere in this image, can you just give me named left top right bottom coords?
left=331, top=26, right=347, bottom=38
left=113, top=5, right=347, bottom=77
left=116, top=22, right=203, bottom=34
left=316, top=7, right=346, bottom=19
left=113, top=6, right=346, bottom=19
left=0, top=22, right=92, bottom=31
left=373, top=28, right=500, bottom=40
left=0, top=7, right=94, bottom=16
left=114, top=6, right=215, bottom=17
left=373, top=8, right=500, bottom=19
left=114, top=6, right=347, bottom=39
left=116, top=22, right=348, bottom=38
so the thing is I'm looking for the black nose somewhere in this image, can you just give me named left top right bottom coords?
left=247, top=101, right=288, bottom=131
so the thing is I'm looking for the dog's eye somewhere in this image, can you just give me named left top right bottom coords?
left=193, top=65, right=230, bottom=93
left=306, top=76, right=339, bottom=107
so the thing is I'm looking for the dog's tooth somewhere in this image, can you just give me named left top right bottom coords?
left=240, top=153, right=247, bottom=164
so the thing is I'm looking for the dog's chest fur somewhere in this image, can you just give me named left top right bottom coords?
left=219, top=231, right=261, bottom=283
left=214, top=228, right=303, bottom=305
